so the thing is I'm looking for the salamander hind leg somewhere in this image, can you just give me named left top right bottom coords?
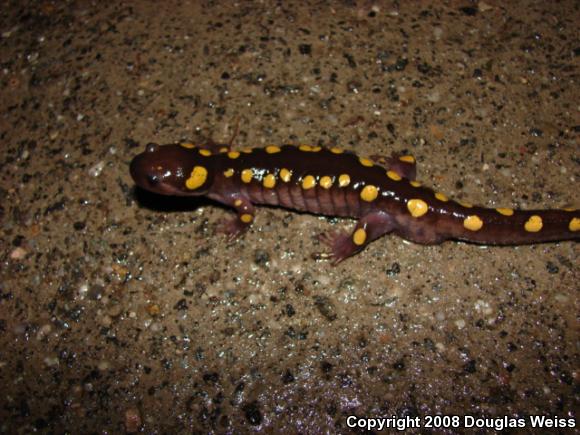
left=318, top=211, right=396, bottom=265
left=370, top=152, right=417, bottom=180
left=218, top=195, right=256, bottom=241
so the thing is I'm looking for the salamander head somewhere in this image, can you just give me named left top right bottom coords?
left=130, top=143, right=215, bottom=196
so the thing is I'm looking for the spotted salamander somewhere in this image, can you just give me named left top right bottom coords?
left=130, top=142, right=579, bottom=263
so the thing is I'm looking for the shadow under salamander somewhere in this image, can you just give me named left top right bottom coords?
left=132, top=186, right=217, bottom=213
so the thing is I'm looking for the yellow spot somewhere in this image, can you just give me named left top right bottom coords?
left=359, top=157, right=373, bottom=167
left=241, top=148, right=253, bottom=153
left=299, top=144, right=313, bottom=152
left=458, top=201, right=473, bottom=208
left=330, top=147, right=344, bottom=154
left=265, top=145, right=281, bottom=154
left=320, top=176, right=333, bottom=189
left=234, top=199, right=242, bottom=207
left=569, top=217, right=580, bottom=232
left=199, top=149, right=212, bottom=157
left=311, top=146, right=322, bottom=152
left=496, top=208, right=514, bottom=216
left=463, top=215, right=484, bottom=231
left=563, top=207, right=576, bottom=212
left=410, top=181, right=422, bottom=188
left=228, top=151, right=240, bottom=159
left=338, top=174, right=351, bottom=187
left=407, top=199, right=429, bottom=218
left=353, top=228, right=367, bottom=246
left=219, top=147, right=229, bottom=153
left=241, top=169, right=253, bottom=183
left=399, top=155, right=415, bottom=164
left=240, top=214, right=253, bottom=223
left=360, top=185, right=378, bottom=202
left=435, top=192, right=448, bottom=202
left=263, top=173, right=276, bottom=188
left=387, top=170, right=402, bottom=181
left=185, top=166, right=208, bottom=190
left=302, top=175, right=316, bottom=190
left=524, top=215, right=543, bottom=232
left=224, top=168, right=234, bottom=178
left=280, top=168, right=292, bottom=182
left=180, top=142, right=195, bottom=149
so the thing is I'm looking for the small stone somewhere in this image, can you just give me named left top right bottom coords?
left=459, top=6, right=477, bottom=16
left=478, top=1, right=493, bottom=12
left=36, top=323, right=52, bottom=340
left=100, top=315, right=112, bottom=327
left=463, top=360, right=477, bottom=373
left=243, top=401, right=262, bottom=425
left=426, top=90, right=440, bottom=103
left=546, top=261, right=559, bottom=274
left=107, top=303, right=123, bottom=317
left=146, top=303, right=160, bottom=316
left=125, top=407, right=142, bottom=433
left=111, top=264, right=128, bottom=280
left=44, top=356, right=59, bottom=367
left=433, top=27, right=443, bottom=40
left=88, top=161, right=105, bottom=177
left=314, top=296, right=337, bottom=321
left=429, top=124, right=445, bottom=141
left=10, top=247, right=27, bottom=260
left=298, top=44, right=311, bottom=55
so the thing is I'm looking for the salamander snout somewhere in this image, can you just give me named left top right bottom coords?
left=129, top=150, right=166, bottom=193
left=130, top=143, right=212, bottom=196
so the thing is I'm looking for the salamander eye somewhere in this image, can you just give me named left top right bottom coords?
left=146, top=174, right=159, bottom=185
left=146, top=143, right=159, bottom=153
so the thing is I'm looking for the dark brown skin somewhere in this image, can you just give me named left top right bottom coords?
left=130, top=143, right=579, bottom=263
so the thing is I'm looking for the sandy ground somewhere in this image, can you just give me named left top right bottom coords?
left=0, top=0, right=578, bottom=433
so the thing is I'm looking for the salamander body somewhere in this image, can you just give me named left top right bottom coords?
left=130, top=142, right=579, bottom=263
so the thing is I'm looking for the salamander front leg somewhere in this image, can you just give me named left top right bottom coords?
left=319, top=211, right=396, bottom=265
left=218, top=195, right=255, bottom=241
left=370, top=152, right=417, bottom=180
